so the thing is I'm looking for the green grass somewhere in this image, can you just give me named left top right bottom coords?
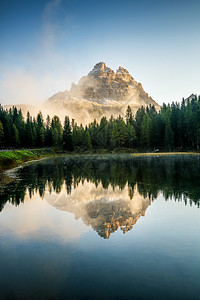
left=1, top=148, right=200, bottom=172
left=0, top=149, right=55, bottom=170
left=131, top=152, right=200, bottom=157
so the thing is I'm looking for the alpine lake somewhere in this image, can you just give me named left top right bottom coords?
left=0, top=154, right=200, bottom=300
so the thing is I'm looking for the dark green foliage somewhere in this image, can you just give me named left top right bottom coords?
left=0, top=120, right=4, bottom=145
left=165, top=118, right=174, bottom=151
left=12, top=124, right=20, bottom=146
left=125, top=105, right=133, bottom=124
left=126, top=122, right=136, bottom=148
left=36, top=111, right=45, bottom=147
left=51, top=116, right=63, bottom=146
left=83, top=130, right=92, bottom=150
left=111, top=115, right=127, bottom=148
left=63, top=116, right=73, bottom=151
left=45, top=115, right=52, bottom=146
left=0, top=94, right=200, bottom=151
left=25, top=112, right=34, bottom=146
left=135, top=106, right=145, bottom=147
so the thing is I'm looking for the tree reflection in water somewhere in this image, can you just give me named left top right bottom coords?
left=1, top=155, right=200, bottom=238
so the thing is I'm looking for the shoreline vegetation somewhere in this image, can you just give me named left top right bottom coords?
left=1, top=94, right=200, bottom=173
left=1, top=95, right=200, bottom=154
left=1, top=148, right=200, bottom=173
left=0, top=148, right=56, bottom=172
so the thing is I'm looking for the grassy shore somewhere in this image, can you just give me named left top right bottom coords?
left=1, top=148, right=200, bottom=172
left=131, top=152, right=200, bottom=157
left=0, top=148, right=56, bottom=171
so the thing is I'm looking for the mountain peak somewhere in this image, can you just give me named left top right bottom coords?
left=93, top=62, right=106, bottom=71
left=67, top=62, right=158, bottom=104
left=116, top=66, right=133, bottom=82
left=47, top=62, right=159, bottom=123
left=88, top=62, right=134, bottom=84
left=88, top=62, right=115, bottom=80
left=116, top=66, right=130, bottom=74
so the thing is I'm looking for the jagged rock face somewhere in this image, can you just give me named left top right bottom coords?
left=6, top=62, right=158, bottom=124
left=45, top=62, right=159, bottom=123
left=68, top=62, right=150, bottom=102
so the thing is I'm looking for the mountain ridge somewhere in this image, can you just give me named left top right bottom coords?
left=3, top=62, right=160, bottom=124
left=48, top=62, right=158, bottom=105
left=46, top=62, right=159, bottom=123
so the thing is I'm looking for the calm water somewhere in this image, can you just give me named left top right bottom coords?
left=0, top=154, right=200, bottom=300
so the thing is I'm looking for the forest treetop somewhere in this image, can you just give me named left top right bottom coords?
left=0, top=94, right=200, bottom=151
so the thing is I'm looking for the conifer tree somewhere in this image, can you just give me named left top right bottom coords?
left=40, top=127, right=45, bottom=147
left=12, top=124, right=20, bottom=146
left=82, top=130, right=92, bottom=150
left=141, top=113, right=151, bottom=148
left=45, top=115, right=52, bottom=146
left=63, top=116, right=73, bottom=151
left=135, top=106, right=145, bottom=146
left=25, top=112, right=34, bottom=146
left=51, top=116, right=62, bottom=146
left=125, top=105, right=133, bottom=124
left=36, top=111, right=44, bottom=146
left=111, top=116, right=127, bottom=148
left=165, top=118, right=174, bottom=151
left=126, top=122, right=136, bottom=148
left=51, top=128, right=59, bottom=146
left=0, top=121, right=4, bottom=145
left=98, top=117, right=108, bottom=148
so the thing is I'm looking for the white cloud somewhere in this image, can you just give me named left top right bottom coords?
left=0, top=0, right=76, bottom=105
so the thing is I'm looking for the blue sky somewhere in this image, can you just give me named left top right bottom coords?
left=0, top=0, right=200, bottom=105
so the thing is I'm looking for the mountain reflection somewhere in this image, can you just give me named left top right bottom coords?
left=75, top=188, right=151, bottom=239
left=46, top=182, right=151, bottom=239
left=1, top=155, right=200, bottom=238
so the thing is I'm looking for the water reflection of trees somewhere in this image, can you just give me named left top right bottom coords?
left=1, top=155, right=200, bottom=212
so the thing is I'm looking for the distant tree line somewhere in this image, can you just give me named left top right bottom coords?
left=0, top=94, right=200, bottom=151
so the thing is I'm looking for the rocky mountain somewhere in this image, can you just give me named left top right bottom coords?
left=3, top=62, right=159, bottom=124
left=46, top=62, right=159, bottom=123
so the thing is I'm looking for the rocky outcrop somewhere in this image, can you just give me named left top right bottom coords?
left=5, top=63, right=159, bottom=124
left=46, top=62, right=159, bottom=123
left=66, top=62, right=155, bottom=103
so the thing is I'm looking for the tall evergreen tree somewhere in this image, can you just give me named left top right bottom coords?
left=63, top=116, right=73, bottom=151
left=51, top=116, right=63, bottom=146
left=0, top=121, right=4, bottom=145
left=12, top=124, right=20, bottom=146
left=141, top=113, right=152, bottom=148
left=126, top=122, right=136, bottom=148
left=82, top=130, right=92, bottom=150
left=51, top=128, right=59, bottom=146
left=111, top=116, right=127, bottom=148
left=45, top=115, right=52, bottom=146
left=98, top=117, right=108, bottom=148
left=36, top=111, right=44, bottom=146
left=25, top=112, right=34, bottom=146
left=125, top=105, right=133, bottom=124
left=135, top=106, right=145, bottom=147
left=165, top=118, right=174, bottom=151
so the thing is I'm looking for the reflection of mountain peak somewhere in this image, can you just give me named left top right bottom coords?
left=83, top=197, right=150, bottom=239
left=46, top=183, right=151, bottom=239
